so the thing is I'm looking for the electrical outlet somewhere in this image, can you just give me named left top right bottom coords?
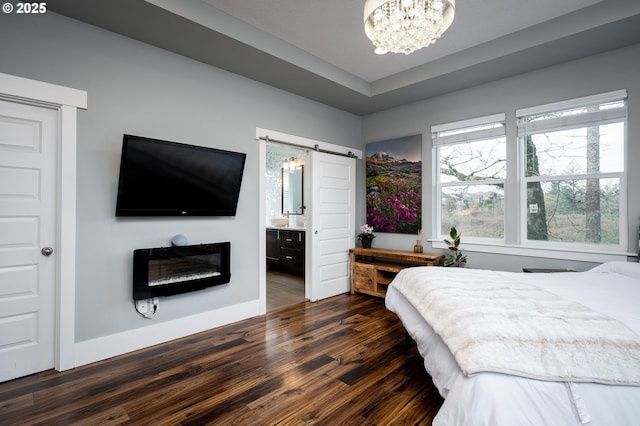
left=136, top=300, right=148, bottom=312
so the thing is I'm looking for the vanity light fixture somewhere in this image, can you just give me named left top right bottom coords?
left=283, top=157, right=296, bottom=172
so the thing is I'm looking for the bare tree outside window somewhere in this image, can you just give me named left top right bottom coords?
left=585, top=110, right=601, bottom=243
left=521, top=100, right=624, bottom=246
left=439, top=137, right=506, bottom=239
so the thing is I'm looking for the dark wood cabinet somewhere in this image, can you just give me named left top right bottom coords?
left=266, top=229, right=280, bottom=267
left=266, top=229, right=305, bottom=275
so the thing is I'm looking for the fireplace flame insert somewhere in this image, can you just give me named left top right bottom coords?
left=133, top=242, right=230, bottom=300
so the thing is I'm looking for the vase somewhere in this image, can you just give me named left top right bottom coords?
left=413, top=244, right=423, bottom=253
left=361, top=239, right=372, bottom=249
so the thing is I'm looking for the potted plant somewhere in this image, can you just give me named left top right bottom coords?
left=357, top=224, right=376, bottom=248
left=444, top=226, right=466, bottom=267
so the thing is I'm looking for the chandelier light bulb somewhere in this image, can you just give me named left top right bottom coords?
left=364, top=0, right=456, bottom=55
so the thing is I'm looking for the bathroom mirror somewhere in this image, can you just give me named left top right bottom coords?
left=282, top=165, right=304, bottom=215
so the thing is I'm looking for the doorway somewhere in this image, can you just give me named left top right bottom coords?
left=265, top=142, right=308, bottom=310
left=257, top=128, right=361, bottom=315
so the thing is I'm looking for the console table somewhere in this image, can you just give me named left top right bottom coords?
left=349, top=248, right=444, bottom=298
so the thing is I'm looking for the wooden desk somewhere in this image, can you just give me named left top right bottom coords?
left=349, top=248, right=444, bottom=298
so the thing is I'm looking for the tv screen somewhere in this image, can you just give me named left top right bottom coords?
left=115, top=135, right=246, bottom=216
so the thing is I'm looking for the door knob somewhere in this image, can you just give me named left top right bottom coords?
left=41, top=247, right=53, bottom=256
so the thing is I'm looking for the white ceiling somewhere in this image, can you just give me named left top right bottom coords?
left=49, top=0, right=640, bottom=115
left=204, top=0, right=603, bottom=82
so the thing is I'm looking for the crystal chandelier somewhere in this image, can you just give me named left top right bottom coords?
left=364, top=0, right=456, bottom=55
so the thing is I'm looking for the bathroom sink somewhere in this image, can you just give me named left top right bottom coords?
left=270, top=218, right=289, bottom=227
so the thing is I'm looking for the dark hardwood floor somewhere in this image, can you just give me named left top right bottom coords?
left=0, top=294, right=443, bottom=425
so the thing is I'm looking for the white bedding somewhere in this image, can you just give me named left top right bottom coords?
left=385, top=262, right=640, bottom=425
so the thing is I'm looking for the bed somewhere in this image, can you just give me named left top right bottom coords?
left=385, top=261, right=640, bottom=425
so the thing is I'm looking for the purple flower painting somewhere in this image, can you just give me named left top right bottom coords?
left=366, top=135, right=422, bottom=234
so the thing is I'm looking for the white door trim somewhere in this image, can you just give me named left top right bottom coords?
left=256, top=128, right=361, bottom=312
left=0, top=72, right=87, bottom=371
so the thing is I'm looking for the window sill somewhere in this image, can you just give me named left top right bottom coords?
left=430, top=240, right=634, bottom=263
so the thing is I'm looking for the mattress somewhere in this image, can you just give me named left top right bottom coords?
left=385, top=262, right=640, bottom=425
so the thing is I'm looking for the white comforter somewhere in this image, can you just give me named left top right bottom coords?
left=391, top=266, right=640, bottom=385
left=385, top=262, right=640, bottom=425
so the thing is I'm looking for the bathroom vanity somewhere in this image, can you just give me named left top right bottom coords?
left=266, top=228, right=305, bottom=275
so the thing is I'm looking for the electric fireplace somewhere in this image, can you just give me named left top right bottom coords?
left=133, top=242, right=230, bottom=300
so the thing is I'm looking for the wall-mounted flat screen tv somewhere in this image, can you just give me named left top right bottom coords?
left=115, top=134, right=246, bottom=216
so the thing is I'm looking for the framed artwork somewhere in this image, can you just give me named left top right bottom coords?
left=365, top=134, right=422, bottom=234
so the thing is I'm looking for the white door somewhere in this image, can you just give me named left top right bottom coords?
left=308, top=152, right=356, bottom=301
left=0, top=100, right=57, bottom=382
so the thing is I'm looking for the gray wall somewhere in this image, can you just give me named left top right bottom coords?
left=362, top=43, right=640, bottom=272
left=0, top=12, right=361, bottom=342
left=2, top=11, right=638, bottom=343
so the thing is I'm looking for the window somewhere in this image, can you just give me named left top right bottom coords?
left=433, top=114, right=507, bottom=240
left=432, top=90, right=628, bottom=255
left=517, top=90, right=627, bottom=250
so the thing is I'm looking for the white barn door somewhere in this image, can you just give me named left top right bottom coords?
left=308, top=152, right=355, bottom=301
left=0, top=100, right=57, bottom=381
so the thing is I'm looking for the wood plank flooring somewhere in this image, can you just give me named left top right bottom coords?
left=266, top=270, right=305, bottom=311
left=0, top=294, right=443, bottom=425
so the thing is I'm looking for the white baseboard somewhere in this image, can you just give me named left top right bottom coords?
left=72, top=300, right=261, bottom=369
